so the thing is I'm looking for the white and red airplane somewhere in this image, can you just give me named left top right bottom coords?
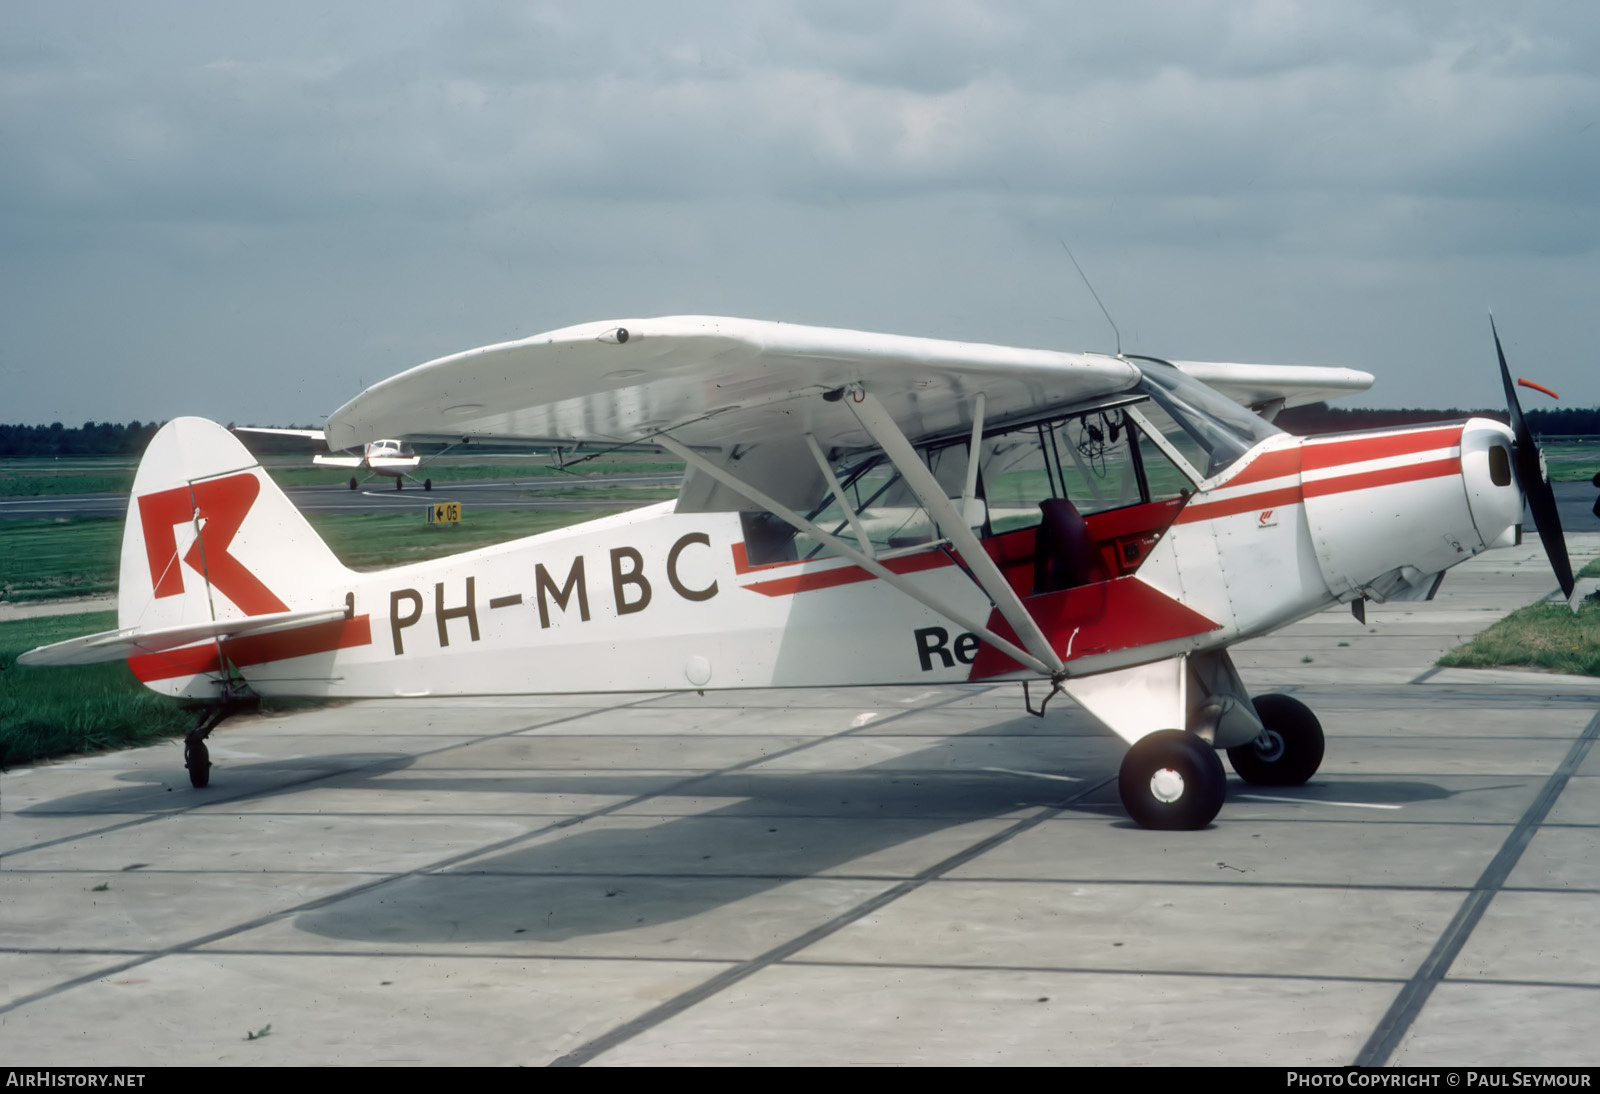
left=21, top=316, right=1580, bottom=830
left=232, top=428, right=432, bottom=491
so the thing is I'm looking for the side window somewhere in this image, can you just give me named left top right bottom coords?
left=1050, top=413, right=1142, bottom=515
left=979, top=412, right=1144, bottom=532
left=1135, top=428, right=1204, bottom=501
left=979, top=434, right=1046, bottom=534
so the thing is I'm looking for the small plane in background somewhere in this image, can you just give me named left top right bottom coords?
left=23, top=315, right=1589, bottom=830
left=232, top=427, right=433, bottom=490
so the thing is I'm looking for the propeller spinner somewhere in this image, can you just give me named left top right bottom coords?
left=1492, top=317, right=1575, bottom=600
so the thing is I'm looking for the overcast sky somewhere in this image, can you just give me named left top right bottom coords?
left=3, top=1, right=1597, bottom=428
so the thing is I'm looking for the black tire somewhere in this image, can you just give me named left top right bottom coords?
left=348, top=477, right=358, bottom=490
left=185, top=739, right=211, bottom=789
left=395, top=477, right=403, bottom=490
left=1226, top=693, right=1324, bottom=786
left=1118, top=729, right=1226, bottom=830
left=424, top=478, right=432, bottom=491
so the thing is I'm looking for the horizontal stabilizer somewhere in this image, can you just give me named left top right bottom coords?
left=18, top=608, right=348, bottom=667
left=312, top=454, right=365, bottom=468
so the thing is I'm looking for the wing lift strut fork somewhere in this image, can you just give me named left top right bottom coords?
left=655, top=386, right=1069, bottom=685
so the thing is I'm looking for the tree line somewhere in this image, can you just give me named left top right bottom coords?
left=1273, top=404, right=1600, bottom=436
left=0, top=421, right=320, bottom=457
left=2, top=406, right=1597, bottom=458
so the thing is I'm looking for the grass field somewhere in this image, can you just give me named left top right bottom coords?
left=1437, top=556, right=1600, bottom=676
left=0, top=520, right=122, bottom=601
left=1542, top=441, right=1600, bottom=485
left=0, top=611, right=194, bottom=768
left=306, top=507, right=617, bottom=570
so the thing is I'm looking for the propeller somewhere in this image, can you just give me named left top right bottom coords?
left=1492, top=316, right=1575, bottom=600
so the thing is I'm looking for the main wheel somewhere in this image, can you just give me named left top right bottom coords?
left=1226, top=693, right=1324, bottom=786
left=1118, top=730, right=1226, bottom=830
left=348, top=477, right=358, bottom=490
left=395, top=477, right=403, bottom=490
left=185, top=738, right=211, bottom=789
left=424, top=478, right=432, bottom=491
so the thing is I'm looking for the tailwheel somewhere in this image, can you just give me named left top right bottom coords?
left=180, top=691, right=256, bottom=789
left=184, top=732, right=212, bottom=789
left=1118, top=729, right=1226, bottom=830
left=1226, top=694, right=1324, bottom=786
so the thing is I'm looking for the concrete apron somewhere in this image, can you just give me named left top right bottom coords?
left=2, top=534, right=1597, bottom=1066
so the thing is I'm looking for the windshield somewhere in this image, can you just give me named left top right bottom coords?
left=1131, top=357, right=1280, bottom=478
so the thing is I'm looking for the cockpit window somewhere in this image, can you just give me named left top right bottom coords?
left=739, top=368, right=1281, bottom=565
left=982, top=413, right=1144, bottom=533
left=1131, top=357, right=1280, bottom=479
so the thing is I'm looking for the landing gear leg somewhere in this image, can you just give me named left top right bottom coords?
left=1118, top=729, right=1226, bottom=830
left=182, top=692, right=258, bottom=789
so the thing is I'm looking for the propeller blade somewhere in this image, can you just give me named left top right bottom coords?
left=1493, top=317, right=1575, bottom=599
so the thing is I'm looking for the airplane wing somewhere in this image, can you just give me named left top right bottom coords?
left=325, top=317, right=1371, bottom=453
left=17, top=608, right=349, bottom=667
left=234, top=426, right=329, bottom=440
left=1171, top=360, right=1372, bottom=411
left=324, top=316, right=1144, bottom=453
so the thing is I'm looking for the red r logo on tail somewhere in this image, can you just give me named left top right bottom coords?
left=138, top=474, right=289, bottom=616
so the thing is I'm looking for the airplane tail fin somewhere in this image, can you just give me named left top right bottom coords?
left=118, top=417, right=351, bottom=640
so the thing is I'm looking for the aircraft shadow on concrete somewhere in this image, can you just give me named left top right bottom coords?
left=286, top=734, right=1497, bottom=947
left=18, top=723, right=1509, bottom=945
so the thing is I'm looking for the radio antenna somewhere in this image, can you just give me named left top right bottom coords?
left=1060, top=239, right=1122, bottom=357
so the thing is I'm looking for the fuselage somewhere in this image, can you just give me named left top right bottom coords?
left=131, top=418, right=1521, bottom=701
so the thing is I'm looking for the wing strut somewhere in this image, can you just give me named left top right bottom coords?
left=803, top=433, right=876, bottom=560
left=844, top=389, right=1067, bottom=678
left=958, top=391, right=986, bottom=519
left=653, top=433, right=1057, bottom=677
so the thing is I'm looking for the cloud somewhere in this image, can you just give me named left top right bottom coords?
left=2, top=1, right=1599, bottom=422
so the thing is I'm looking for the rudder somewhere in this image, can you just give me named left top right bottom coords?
left=118, top=418, right=350, bottom=635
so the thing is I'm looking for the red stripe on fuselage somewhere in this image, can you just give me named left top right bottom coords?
left=1302, top=456, right=1460, bottom=498
left=1177, top=426, right=1464, bottom=523
left=128, top=615, right=373, bottom=682
left=1301, top=425, right=1462, bottom=470
left=739, top=547, right=955, bottom=597
left=1216, top=446, right=1300, bottom=487
left=1175, top=485, right=1306, bottom=524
